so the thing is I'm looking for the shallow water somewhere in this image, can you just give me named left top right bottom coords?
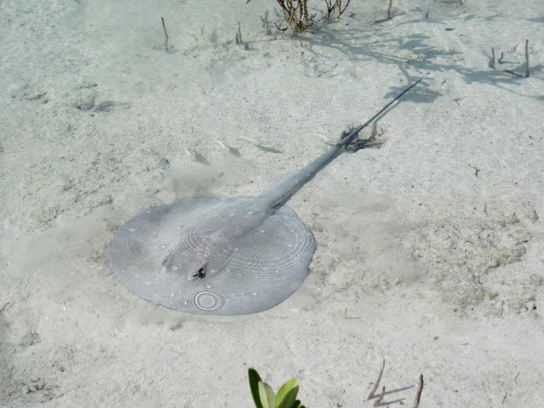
left=1, top=0, right=543, bottom=406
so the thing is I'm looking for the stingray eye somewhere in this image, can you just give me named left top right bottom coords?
left=193, top=266, right=207, bottom=279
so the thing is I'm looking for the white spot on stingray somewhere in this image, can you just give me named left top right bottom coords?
left=211, top=269, right=216, bottom=273
left=275, top=270, right=279, bottom=273
left=160, top=244, right=166, bottom=249
left=173, top=266, right=179, bottom=271
left=248, top=211, right=253, bottom=214
left=129, top=228, right=136, bottom=232
left=234, top=248, right=239, bottom=251
left=259, top=230, right=264, bottom=233
left=252, top=292, right=257, bottom=296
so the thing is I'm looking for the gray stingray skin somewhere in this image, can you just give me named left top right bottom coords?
left=108, top=81, right=420, bottom=315
left=109, top=197, right=315, bottom=315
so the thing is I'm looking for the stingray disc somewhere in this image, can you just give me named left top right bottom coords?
left=108, top=197, right=315, bottom=315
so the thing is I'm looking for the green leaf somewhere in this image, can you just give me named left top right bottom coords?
left=258, top=382, right=276, bottom=408
left=291, top=400, right=301, bottom=408
left=278, top=386, right=299, bottom=408
left=276, top=378, right=297, bottom=406
left=246, top=0, right=252, bottom=3
left=248, top=369, right=264, bottom=408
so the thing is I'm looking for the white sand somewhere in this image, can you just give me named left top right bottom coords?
left=1, top=0, right=543, bottom=406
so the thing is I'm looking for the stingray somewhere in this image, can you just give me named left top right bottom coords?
left=108, top=80, right=421, bottom=315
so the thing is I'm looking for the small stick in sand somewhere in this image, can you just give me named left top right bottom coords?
left=498, top=51, right=504, bottom=64
left=373, top=386, right=386, bottom=407
left=525, top=39, right=530, bottom=78
left=261, top=10, right=272, bottom=35
left=413, top=374, right=424, bottom=408
left=29, top=92, right=47, bottom=101
left=489, top=47, right=495, bottom=68
left=387, top=0, right=393, bottom=20
left=239, top=136, right=262, bottom=145
left=367, top=360, right=386, bottom=400
left=237, top=22, right=243, bottom=44
left=183, top=147, right=197, bottom=160
left=504, top=69, right=523, bottom=78
left=343, top=308, right=362, bottom=320
left=215, top=140, right=230, bottom=152
left=161, top=17, right=169, bottom=52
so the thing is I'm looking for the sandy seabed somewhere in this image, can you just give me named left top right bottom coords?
left=1, top=0, right=543, bottom=407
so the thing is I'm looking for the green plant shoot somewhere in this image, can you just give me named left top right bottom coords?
left=248, top=368, right=305, bottom=408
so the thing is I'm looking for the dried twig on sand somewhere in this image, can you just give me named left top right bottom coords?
left=413, top=374, right=424, bottom=408
left=387, top=0, right=393, bottom=20
left=373, top=386, right=386, bottom=407
left=525, top=39, right=530, bottom=78
left=489, top=47, right=495, bottom=68
left=367, top=360, right=386, bottom=400
left=161, top=17, right=169, bottom=52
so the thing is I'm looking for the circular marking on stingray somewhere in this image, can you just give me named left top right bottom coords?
left=192, top=289, right=227, bottom=313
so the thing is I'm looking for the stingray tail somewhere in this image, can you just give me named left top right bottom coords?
left=260, top=79, right=422, bottom=208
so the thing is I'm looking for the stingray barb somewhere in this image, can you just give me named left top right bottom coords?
left=108, top=80, right=421, bottom=315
